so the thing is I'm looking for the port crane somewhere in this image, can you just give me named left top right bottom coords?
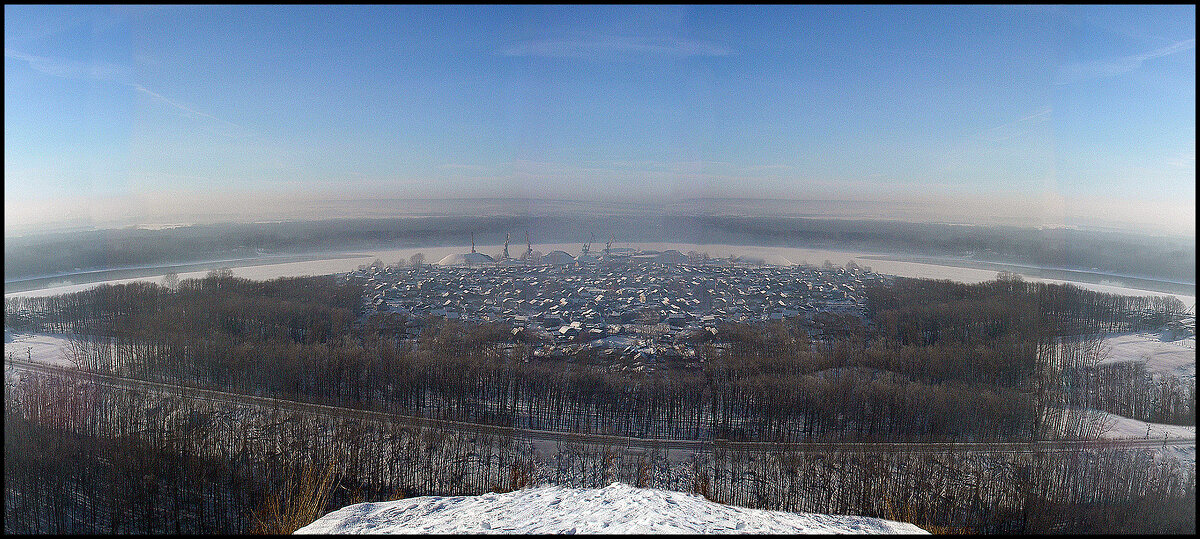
left=522, top=231, right=534, bottom=261
left=582, top=232, right=593, bottom=257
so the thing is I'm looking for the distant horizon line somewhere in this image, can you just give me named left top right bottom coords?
left=6, top=211, right=1194, bottom=243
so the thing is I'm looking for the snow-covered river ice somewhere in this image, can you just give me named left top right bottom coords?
left=6, top=242, right=1195, bottom=308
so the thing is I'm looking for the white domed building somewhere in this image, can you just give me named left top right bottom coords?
left=543, top=250, right=576, bottom=265
left=437, top=252, right=495, bottom=266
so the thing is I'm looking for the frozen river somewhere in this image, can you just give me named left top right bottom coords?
left=4, top=242, right=1195, bottom=308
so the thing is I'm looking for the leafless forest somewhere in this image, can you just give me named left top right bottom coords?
left=5, top=272, right=1195, bottom=533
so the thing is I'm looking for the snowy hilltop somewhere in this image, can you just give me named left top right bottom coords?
left=294, top=483, right=928, bottom=534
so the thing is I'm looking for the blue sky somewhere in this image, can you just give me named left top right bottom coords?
left=4, top=5, right=1195, bottom=234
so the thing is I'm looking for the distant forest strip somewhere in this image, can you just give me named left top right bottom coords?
left=5, top=215, right=1195, bottom=284
left=3, top=252, right=368, bottom=295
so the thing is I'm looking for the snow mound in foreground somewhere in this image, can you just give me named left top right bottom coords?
left=295, top=482, right=927, bottom=534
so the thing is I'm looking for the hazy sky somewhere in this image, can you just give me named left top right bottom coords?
left=4, top=5, right=1195, bottom=234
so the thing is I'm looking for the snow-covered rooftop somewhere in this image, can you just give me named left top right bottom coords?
left=295, top=483, right=927, bottom=534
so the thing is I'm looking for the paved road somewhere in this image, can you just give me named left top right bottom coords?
left=6, top=356, right=1194, bottom=454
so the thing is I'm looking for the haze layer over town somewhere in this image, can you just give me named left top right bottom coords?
left=5, top=4, right=1195, bottom=535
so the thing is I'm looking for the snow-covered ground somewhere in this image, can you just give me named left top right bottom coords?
left=1101, top=412, right=1195, bottom=440
left=1103, top=413, right=1196, bottom=463
left=295, top=483, right=927, bottom=534
left=1099, top=332, right=1195, bottom=381
left=3, top=331, right=74, bottom=368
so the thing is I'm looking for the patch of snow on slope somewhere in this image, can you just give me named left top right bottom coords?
left=295, top=483, right=927, bottom=534
left=1099, top=332, right=1195, bottom=381
left=1100, top=412, right=1196, bottom=464
left=1102, top=413, right=1196, bottom=441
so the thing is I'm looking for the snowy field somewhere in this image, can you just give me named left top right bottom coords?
left=294, top=482, right=927, bottom=534
left=1099, top=332, right=1195, bottom=381
left=1102, top=413, right=1196, bottom=463
left=1102, top=413, right=1195, bottom=441
left=6, top=242, right=1194, bottom=308
left=4, top=330, right=74, bottom=368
